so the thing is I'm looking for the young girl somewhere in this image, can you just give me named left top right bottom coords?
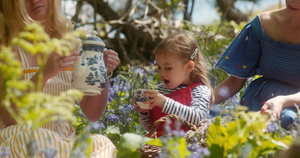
left=135, top=33, right=214, bottom=137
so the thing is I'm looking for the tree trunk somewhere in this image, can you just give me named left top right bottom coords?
left=85, top=0, right=160, bottom=64
left=216, top=0, right=248, bottom=23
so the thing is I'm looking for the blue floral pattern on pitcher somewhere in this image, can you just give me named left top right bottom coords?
left=135, top=90, right=150, bottom=102
left=72, top=30, right=108, bottom=95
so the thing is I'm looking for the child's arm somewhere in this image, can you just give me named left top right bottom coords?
left=134, top=97, right=152, bottom=131
left=138, top=111, right=152, bottom=132
left=162, top=85, right=211, bottom=126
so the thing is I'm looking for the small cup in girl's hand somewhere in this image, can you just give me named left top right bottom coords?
left=134, top=89, right=152, bottom=109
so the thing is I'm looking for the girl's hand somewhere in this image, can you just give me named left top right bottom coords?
left=43, top=51, right=79, bottom=80
left=143, top=90, right=167, bottom=108
left=133, top=97, right=149, bottom=114
left=104, top=49, right=119, bottom=74
left=261, top=96, right=286, bottom=120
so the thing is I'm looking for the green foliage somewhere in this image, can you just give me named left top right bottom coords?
left=0, top=22, right=85, bottom=129
left=0, top=22, right=89, bottom=156
left=71, top=125, right=92, bottom=158
left=183, top=21, right=239, bottom=87
left=117, top=133, right=152, bottom=158
left=72, top=64, right=161, bottom=145
left=206, top=110, right=293, bottom=158
left=113, top=109, right=293, bottom=158
left=166, top=136, right=191, bottom=157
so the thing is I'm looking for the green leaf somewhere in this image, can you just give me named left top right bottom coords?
left=117, top=133, right=152, bottom=158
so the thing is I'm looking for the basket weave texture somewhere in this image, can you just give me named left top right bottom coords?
left=139, top=114, right=197, bottom=158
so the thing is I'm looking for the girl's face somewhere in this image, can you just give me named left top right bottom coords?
left=286, top=0, right=300, bottom=16
left=155, top=52, right=192, bottom=89
left=25, top=0, right=49, bottom=21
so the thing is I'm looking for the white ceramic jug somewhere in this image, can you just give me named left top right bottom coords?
left=72, top=31, right=107, bottom=96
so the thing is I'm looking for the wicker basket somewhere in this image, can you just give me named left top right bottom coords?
left=138, top=114, right=197, bottom=158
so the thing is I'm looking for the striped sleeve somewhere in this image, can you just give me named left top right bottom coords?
left=138, top=112, right=152, bottom=132
left=162, top=85, right=211, bottom=126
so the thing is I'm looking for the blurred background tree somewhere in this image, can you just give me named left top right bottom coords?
left=62, top=0, right=283, bottom=66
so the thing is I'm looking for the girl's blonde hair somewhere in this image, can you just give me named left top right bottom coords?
left=0, top=0, right=73, bottom=45
left=154, top=33, right=215, bottom=105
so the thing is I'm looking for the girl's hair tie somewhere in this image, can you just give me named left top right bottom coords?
left=190, top=48, right=198, bottom=60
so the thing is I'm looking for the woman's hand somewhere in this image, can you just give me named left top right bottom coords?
left=261, top=96, right=286, bottom=120
left=134, top=97, right=149, bottom=114
left=104, top=49, right=119, bottom=74
left=43, top=51, right=79, bottom=80
left=143, top=90, right=167, bottom=108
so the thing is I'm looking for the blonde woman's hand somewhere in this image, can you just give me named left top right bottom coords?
left=104, top=49, right=119, bottom=74
left=43, top=52, right=79, bottom=80
left=143, top=90, right=167, bottom=108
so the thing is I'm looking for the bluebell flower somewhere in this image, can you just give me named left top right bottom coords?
left=188, top=143, right=199, bottom=151
left=177, top=130, right=185, bottom=137
left=267, top=121, right=279, bottom=132
left=125, top=118, right=131, bottom=123
left=153, top=60, right=156, bottom=65
left=196, top=147, right=210, bottom=156
left=0, top=147, right=10, bottom=157
left=163, top=124, right=172, bottom=135
left=123, top=118, right=132, bottom=127
left=191, top=153, right=203, bottom=158
left=107, top=114, right=119, bottom=123
left=193, top=137, right=199, bottom=142
left=134, top=68, right=144, bottom=76
left=90, top=122, right=105, bottom=130
left=172, top=148, right=179, bottom=155
left=44, top=148, right=57, bottom=158
left=173, top=142, right=179, bottom=147
left=124, top=104, right=135, bottom=111
left=108, top=94, right=113, bottom=102
left=99, top=120, right=108, bottom=128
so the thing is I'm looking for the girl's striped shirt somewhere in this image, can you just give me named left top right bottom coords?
left=139, top=83, right=211, bottom=132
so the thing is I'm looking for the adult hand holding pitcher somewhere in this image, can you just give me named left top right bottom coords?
left=72, top=30, right=113, bottom=96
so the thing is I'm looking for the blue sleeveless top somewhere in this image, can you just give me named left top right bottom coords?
left=216, top=15, right=300, bottom=111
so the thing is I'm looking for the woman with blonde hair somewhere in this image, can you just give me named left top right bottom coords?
left=0, top=0, right=119, bottom=157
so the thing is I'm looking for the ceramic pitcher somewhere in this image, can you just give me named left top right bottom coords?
left=72, top=30, right=107, bottom=96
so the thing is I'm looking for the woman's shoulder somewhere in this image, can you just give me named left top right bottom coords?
left=259, top=9, right=285, bottom=34
left=259, top=8, right=284, bottom=22
left=236, top=14, right=264, bottom=39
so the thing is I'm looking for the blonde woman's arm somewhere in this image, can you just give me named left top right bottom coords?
left=79, top=49, right=119, bottom=122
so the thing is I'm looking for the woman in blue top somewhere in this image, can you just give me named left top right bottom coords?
left=214, top=0, right=300, bottom=129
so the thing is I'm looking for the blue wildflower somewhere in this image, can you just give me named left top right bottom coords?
left=267, top=121, right=279, bottom=132
left=188, top=143, right=199, bottom=152
left=44, top=148, right=57, bottom=158
left=196, top=147, right=210, bottom=157
left=0, top=147, right=10, bottom=157
left=90, top=122, right=105, bottom=130
left=107, top=114, right=119, bottom=123
left=134, top=68, right=144, bottom=76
